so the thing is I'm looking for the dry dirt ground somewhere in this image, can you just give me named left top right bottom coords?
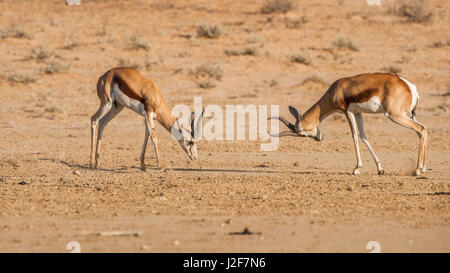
left=0, top=0, right=449, bottom=252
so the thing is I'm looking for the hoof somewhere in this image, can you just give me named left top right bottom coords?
left=414, top=168, right=421, bottom=176
left=352, top=168, right=360, bottom=175
left=140, top=166, right=147, bottom=172
left=378, top=169, right=385, bottom=175
left=90, top=163, right=98, bottom=169
left=421, top=166, right=427, bottom=173
left=159, top=166, right=167, bottom=172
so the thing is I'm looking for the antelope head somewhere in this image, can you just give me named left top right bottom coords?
left=176, top=108, right=205, bottom=160
left=268, top=105, right=322, bottom=141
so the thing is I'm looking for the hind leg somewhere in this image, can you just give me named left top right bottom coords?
left=90, top=101, right=113, bottom=168
left=387, top=113, right=427, bottom=176
left=95, top=103, right=124, bottom=169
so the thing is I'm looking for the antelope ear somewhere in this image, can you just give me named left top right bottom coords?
left=288, top=106, right=301, bottom=121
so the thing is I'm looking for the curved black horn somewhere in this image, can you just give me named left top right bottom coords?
left=194, top=107, right=205, bottom=140
left=190, top=112, right=196, bottom=138
left=267, top=130, right=299, bottom=137
left=268, top=116, right=296, bottom=132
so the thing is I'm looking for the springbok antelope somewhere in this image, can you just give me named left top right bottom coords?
left=269, top=73, right=427, bottom=176
left=90, top=67, right=204, bottom=171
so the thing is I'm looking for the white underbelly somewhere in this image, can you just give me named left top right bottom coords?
left=113, top=83, right=146, bottom=116
left=347, top=96, right=384, bottom=114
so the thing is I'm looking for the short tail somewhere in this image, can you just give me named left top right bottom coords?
left=96, top=69, right=115, bottom=104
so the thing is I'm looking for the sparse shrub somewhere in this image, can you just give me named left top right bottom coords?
left=30, top=47, right=53, bottom=62
left=392, top=0, right=432, bottom=23
left=33, top=92, right=64, bottom=118
left=289, top=53, right=312, bottom=65
left=1, top=26, right=29, bottom=39
left=301, top=74, right=328, bottom=86
left=284, top=16, right=307, bottom=29
left=332, top=37, right=360, bottom=52
left=261, top=0, right=294, bottom=14
left=225, top=47, right=259, bottom=56
left=196, top=79, right=216, bottom=89
left=42, top=62, right=69, bottom=74
left=265, top=79, right=278, bottom=87
left=196, top=24, right=222, bottom=39
left=118, top=58, right=140, bottom=69
left=62, top=42, right=80, bottom=50
left=151, top=1, right=175, bottom=10
left=192, top=64, right=223, bottom=81
left=191, top=64, right=222, bottom=89
left=432, top=38, right=450, bottom=48
left=126, top=36, right=150, bottom=51
left=381, top=65, right=402, bottom=74
left=3, top=74, right=36, bottom=85
left=246, top=35, right=263, bottom=44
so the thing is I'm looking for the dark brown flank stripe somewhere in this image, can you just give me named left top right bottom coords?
left=113, top=75, right=143, bottom=102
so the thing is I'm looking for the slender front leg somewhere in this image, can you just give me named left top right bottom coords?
left=345, top=111, right=362, bottom=175
left=145, top=112, right=166, bottom=171
left=90, top=116, right=99, bottom=169
left=139, top=126, right=150, bottom=171
left=355, top=113, right=384, bottom=175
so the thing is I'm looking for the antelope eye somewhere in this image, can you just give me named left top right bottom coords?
left=188, top=141, right=194, bottom=145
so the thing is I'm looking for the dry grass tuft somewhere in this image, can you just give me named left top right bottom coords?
left=300, top=74, right=328, bottom=86
left=284, top=16, right=307, bottom=29
left=126, top=36, right=150, bottom=51
left=2, top=73, right=36, bottom=85
left=118, top=58, right=140, bottom=69
left=289, top=53, right=312, bottom=65
left=62, top=42, right=80, bottom=50
left=332, top=37, right=360, bottom=52
left=42, top=62, right=69, bottom=74
left=190, top=64, right=223, bottom=89
left=196, top=79, right=216, bottom=89
left=391, top=0, right=432, bottom=23
left=196, top=24, right=222, bottom=39
left=225, top=47, right=259, bottom=57
left=150, top=1, right=175, bottom=10
left=261, top=0, right=294, bottom=14
left=29, top=47, right=54, bottom=62
left=381, top=65, right=402, bottom=74
left=191, top=64, right=223, bottom=81
left=1, top=25, right=29, bottom=39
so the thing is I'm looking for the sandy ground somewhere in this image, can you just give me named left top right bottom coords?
left=0, top=0, right=449, bottom=252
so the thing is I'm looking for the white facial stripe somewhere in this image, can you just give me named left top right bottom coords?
left=347, top=96, right=383, bottom=114
left=399, top=77, right=419, bottom=115
left=113, top=83, right=146, bottom=116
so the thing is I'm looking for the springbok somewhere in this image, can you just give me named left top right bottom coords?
left=269, top=73, right=427, bottom=176
left=90, top=67, right=203, bottom=171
